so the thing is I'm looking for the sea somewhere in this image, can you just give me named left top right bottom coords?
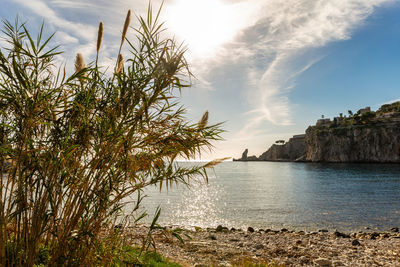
left=137, top=162, right=400, bottom=232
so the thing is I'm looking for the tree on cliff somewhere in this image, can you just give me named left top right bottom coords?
left=0, top=7, right=223, bottom=266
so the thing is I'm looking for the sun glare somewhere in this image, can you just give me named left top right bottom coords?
left=165, top=0, right=241, bottom=57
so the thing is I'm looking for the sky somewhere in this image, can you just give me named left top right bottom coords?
left=0, top=0, right=399, bottom=160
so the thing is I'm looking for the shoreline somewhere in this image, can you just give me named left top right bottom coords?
left=127, top=225, right=400, bottom=266
left=232, top=159, right=400, bottom=164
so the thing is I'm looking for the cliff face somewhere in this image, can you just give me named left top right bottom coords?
left=305, top=123, right=400, bottom=162
left=258, top=137, right=306, bottom=161
left=234, top=136, right=306, bottom=161
left=235, top=102, right=400, bottom=163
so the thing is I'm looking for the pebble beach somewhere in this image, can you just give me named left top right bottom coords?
left=128, top=226, right=400, bottom=266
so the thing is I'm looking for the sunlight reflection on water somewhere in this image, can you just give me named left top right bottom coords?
left=137, top=162, right=400, bottom=231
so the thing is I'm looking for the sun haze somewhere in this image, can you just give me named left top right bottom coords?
left=164, top=0, right=248, bottom=57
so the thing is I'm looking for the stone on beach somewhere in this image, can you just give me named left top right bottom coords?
left=314, top=257, right=332, bottom=266
left=127, top=226, right=400, bottom=266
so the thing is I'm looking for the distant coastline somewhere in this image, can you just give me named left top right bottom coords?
left=235, top=102, right=400, bottom=163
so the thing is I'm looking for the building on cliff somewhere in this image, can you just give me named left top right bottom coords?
left=316, top=118, right=332, bottom=126
left=357, top=106, right=371, bottom=115
left=235, top=102, right=400, bottom=163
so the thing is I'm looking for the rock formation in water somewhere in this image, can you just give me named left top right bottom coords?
left=241, top=149, right=248, bottom=160
left=235, top=102, right=400, bottom=163
left=234, top=148, right=258, bottom=161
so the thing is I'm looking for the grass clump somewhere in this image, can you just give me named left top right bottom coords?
left=31, top=243, right=183, bottom=267
left=0, top=4, right=223, bottom=266
left=113, top=245, right=182, bottom=267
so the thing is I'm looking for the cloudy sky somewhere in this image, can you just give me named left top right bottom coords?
left=1, top=0, right=399, bottom=159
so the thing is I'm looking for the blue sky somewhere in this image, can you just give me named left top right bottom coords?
left=0, top=0, right=399, bottom=159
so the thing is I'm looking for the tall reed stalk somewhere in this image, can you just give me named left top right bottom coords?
left=0, top=5, right=223, bottom=266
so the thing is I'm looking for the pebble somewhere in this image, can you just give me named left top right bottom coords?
left=299, top=255, right=309, bottom=263
left=247, top=226, right=255, bottom=233
left=332, top=260, right=344, bottom=266
left=351, top=239, right=361, bottom=246
left=216, top=225, right=229, bottom=232
left=254, top=244, right=264, bottom=250
left=391, top=227, right=399, bottom=233
left=315, top=257, right=332, bottom=266
left=370, top=232, right=379, bottom=240
left=334, top=231, right=350, bottom=238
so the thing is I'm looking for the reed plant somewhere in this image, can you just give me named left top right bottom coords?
left=0, top=5, right=223, bottom=266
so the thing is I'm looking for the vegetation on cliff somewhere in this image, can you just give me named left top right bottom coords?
left=324, top=102, right=400, bottom=128
left=237, top=102, right=400, bottom=163
left=0, top=6, right=223, bottom=266
left=305, top=102, right=400, bottom=162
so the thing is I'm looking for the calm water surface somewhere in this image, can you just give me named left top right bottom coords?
left=139, top=162, right=400, bottom=232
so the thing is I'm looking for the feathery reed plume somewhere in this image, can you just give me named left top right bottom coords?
left=75, top=53, right=86, bottom=73
left=97, top=22, right=104, bottom=53
left=115, top=10, right=131, bottom=71
left=121, top=10, right=131, bottom=47
left=204, top=157, right=231, bottom=168
left=198, top=110, right=209, bottom=129
left=115, top=54, right=124, bottom=74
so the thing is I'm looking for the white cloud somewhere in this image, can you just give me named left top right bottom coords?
left=54, top=31, right=79, bottom=44
left=199, top=0, right=394, bottom=134
left=50, top=0, right=94, bottom=9
left=14, top=0, right=96, bottom=42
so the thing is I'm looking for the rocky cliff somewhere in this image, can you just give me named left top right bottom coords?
left=305, top=122, right=400, bottom=162
left=234, top=135, right=306, bottom=161
left=235, top=122, right=400, bottom=163
left=258, top=136, right=306, bottom=161
left=235, top=102, right=400, bottom=163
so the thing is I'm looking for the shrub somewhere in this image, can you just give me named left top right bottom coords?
left=378, top=101, right=400, bottom=113
left=360, top=111, right=376, bottom=122
left=0, top=6, right=223, bottom=266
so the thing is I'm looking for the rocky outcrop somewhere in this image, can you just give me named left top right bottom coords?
left=234, top=135, right=306, bottom=161
left=259, top=136, right=306, bottom=161
left=241, top=149, right=248, bottom=160
left=305, top=122, right=400, bottom=162
left=233, top=149, right=259, bottom=161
